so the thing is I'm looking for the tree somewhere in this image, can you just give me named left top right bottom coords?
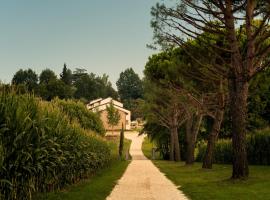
left=202, top=82, right=226, bottom=169
left=143, top=80, right=188, bottom=162
left=119, top=123, right=124, bottom=158
left=248, top=68, right=270, bottom=130
left=151, top=0, right=270, bottom=179
left=95, top=74, right=118, bottom=99
left=60, top=63, right=72, bottom=85
left=116, top=68, right=143, bottom=101
left=38, top=79, right=74, bottom=100
left=73, top=73, right=97, bottom=100
left=72, top=68, right=88, bottom=82
left=106, top=101, right=120, bottom=134
left=73, top=72, right=118, bottom=101
left=39, top=69, right=57, bottom=84
left=124, top=99, right=144, bottom=121
left=144, top=48, right=227, bottom=166
left=12, top=68, right=38, bottom=91
left=142, top=121, right=171, bottom=159
left=144, top=51, right=201, bottom=162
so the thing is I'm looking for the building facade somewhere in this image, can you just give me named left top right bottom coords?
left=87, top=97, right=131, bottom=130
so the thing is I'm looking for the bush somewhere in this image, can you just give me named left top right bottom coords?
left=196, top=129, right=270, bottom=165
left=247, top=129, right=270, bottom=165
left=0, top=92, right=110, bottom=200
left=54, top=98, right=106, bottom=135
left=142, top=122, right=170, bottom=160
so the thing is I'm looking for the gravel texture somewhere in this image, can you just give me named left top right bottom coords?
left=106, top=132, right=189, bottom=200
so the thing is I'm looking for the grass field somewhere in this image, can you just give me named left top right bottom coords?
left=36, top=136, right=131, bottom=200
left=142, top=137, right=270, bottom=200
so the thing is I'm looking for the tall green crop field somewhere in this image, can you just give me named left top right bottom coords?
left=0, top=91, right=110, bottom=200
left=54, top=98, right=105, bottom=135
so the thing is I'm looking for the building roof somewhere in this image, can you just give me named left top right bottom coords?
left=87, top=97, right=130, bottom=115
left=97, top=104, right=130, bottom=115
left=89, top=98, right=102, bottom=105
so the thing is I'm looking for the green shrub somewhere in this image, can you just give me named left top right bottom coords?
left=247, top=129, right=270, bottom=165
left=0, top=92, right=110, bottom=199
left=196, top=140, right=233, bottom=164
left=54, top=98, right=105, bottom=135
left=196, top=129, right=270, bottom=165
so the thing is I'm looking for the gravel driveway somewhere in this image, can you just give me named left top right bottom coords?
left=106, top=132, right=188, bottom=200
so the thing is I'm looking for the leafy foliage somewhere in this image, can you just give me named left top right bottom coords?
left=11, top=65, right=118, bottom=102
left=196, top=129, right=270, bottom=165
left=123, top=98, right=144, bottom=121
left=106, top=102, right=120, bottom=130
left=55, top=98, right=106, bottom=135
left=0, top=91, right=110, bottom=200
left=38, top=79, right=75, bottom=101
left=60, top=63, right=73, bottom=85
left=12, top=68, right=38, bottom=91
left=116, top=68, right=143, bottom=100
left=73, top=73, right=118, bottom=101
left=142, top=122, right=170, bottom=160
left=116, top=68, right=144, bottom=120
left=248, top=68, right=270, bottom=130
left=39, top=69, right=57, bottom=84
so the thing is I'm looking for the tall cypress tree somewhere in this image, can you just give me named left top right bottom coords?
left=60, top=63, right=72, bottom=85
left=119, top=123, right=124, bottom=158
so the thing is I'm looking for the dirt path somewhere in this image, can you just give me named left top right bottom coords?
left=106, top=132, right=188, bottom=200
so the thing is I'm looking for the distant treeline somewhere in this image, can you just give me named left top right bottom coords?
left=7, top=64, right=118, bottom=103
left=4, top=65, right=146, bottom=120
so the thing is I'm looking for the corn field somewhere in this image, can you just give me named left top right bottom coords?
left=0, top=90, right=110, bottom=200
left=54, top=98, right=106, bottom=135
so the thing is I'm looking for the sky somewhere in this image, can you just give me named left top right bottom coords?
left=0, top=0, right=159, bottom=87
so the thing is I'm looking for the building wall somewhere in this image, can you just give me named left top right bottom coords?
left=87, top=97, right=131, bottom=130
left=101, top=98, right=123, bottom=108
left=125, top=111, right=131, bottom=130
left=100, top=110, right=128, bottom=130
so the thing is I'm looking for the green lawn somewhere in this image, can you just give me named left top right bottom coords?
left=142, top=137, right=153, bottom=159
left=36, top=137, right=131, bottom=200
left=142, top=137, right=162, bottom=160
left=142, top=137, right=270, bottom=200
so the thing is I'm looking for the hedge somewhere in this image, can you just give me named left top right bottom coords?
left=196, top=129, right=270, bottom=165
left=0, top=92, right=110, bottom=200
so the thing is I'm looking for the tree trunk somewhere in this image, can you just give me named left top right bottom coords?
left=229, top=78, right=249, bottom=179
left=170, top=131, right=175, bottom=161
left=173, top=126, right=181, bottom=162
left=186, top=135, right=196, bottom=164
left=185, top=116, right=192, bottom=164
left=202, top=109, right=224, bottom=169
left=185, top=114, right=203, bottom=165
left=224, top=1, right=250, bottom=179
left=119, top=123, right=124, bottom=158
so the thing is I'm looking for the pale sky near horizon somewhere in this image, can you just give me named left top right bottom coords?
left=0, top=0, right=160, bottom=87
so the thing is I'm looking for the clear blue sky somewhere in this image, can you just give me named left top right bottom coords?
left=0, top=0, right=159, bottom=86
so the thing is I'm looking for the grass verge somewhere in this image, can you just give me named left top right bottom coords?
left=142, top=137, right=270, bottom=200
left=142, top=137, right=153, bottom=159
left=142, top=136, right=162, bottom=160
left=36, top=137, right=131, bottom=200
